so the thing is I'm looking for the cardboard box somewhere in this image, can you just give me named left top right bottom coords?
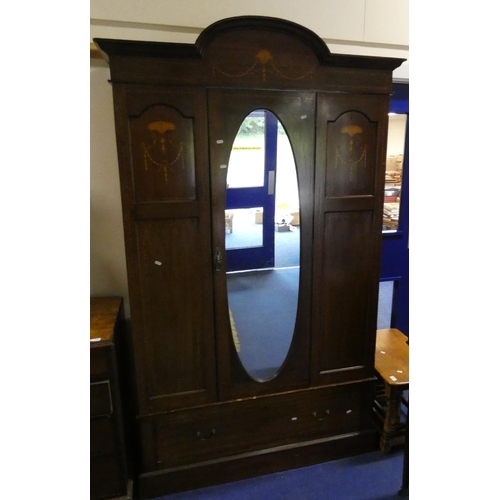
left=225, top=211, right=234, bottom=233
left=290, top=210, right=300, bottom=226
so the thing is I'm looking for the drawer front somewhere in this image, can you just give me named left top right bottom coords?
left=90, top=416, right=116, bottom=456
left=152, top=384, right=365, bottom=469
left=90, top=344, right=111, bottom=380
left=90, top=381, right=113, bottom=417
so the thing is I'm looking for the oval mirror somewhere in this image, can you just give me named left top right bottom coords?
left=225, top=110, right=300, bottom=382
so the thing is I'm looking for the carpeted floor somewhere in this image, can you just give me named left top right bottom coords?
left=153, top=449, right=406, bottom=500
left=227, top=267, right=299, bottom=380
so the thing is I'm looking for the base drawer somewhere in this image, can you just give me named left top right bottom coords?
left=147, top=383, right=369, bottom=469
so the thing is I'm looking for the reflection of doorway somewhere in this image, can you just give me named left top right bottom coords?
left=225, top=111, right=300, bottom=272
left=225, top=210, right=300, bottom=269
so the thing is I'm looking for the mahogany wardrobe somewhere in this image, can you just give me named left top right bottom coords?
left=95, top=16, right=404, bottom=498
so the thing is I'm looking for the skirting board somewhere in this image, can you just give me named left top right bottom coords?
left=138, top=429, right=379, bottom=499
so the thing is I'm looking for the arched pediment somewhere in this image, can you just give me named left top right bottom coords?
left=196, top=16, right=331, bottom=61
left=196, top=16, right=328, bottom=86
left=94, top=16, right=404, bottom=91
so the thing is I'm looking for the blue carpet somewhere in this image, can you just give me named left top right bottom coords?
left=154, top=449, right=405, bottom=500
left=227, top=268, right=299, bottom=380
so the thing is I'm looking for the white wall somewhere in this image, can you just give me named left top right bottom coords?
left=90, top=1, right=409, bottom=314
left=90, top=58, right=129, bottom=304
left=91, top=0, right=409, bottom=76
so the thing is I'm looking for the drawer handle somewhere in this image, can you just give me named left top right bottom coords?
left=196, top=429, right=216, bottom=441
left=313, top=409, right=330, bottom=421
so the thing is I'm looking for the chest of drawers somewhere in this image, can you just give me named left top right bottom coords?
left=90, top=297, right=132, bottom=500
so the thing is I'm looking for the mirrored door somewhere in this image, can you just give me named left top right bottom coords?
left=209, top=89, right=315, bottom=400
left=379, top=83, right=409, bottom=336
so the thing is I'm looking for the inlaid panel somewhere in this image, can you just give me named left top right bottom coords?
left=203, top=29, right=320, bottom=88
left=130, top=105, right=196, bottom=203
left=95, top=17, right=399, bottom=94
left=325, top=111, right=377, bottom=198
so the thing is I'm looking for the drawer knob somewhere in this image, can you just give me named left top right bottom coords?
left=312, top=409, right=330, bottom=421
left=196, top=429, right=216, bottom=441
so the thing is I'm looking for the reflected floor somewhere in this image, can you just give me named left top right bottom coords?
left=228, top=270, right=394, bottom=379
left=227, top=267, right=299, bottom=381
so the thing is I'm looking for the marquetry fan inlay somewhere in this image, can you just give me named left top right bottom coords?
left=142, top=121, right=185, bottom=185
left=325, top=111, right=377, bottom=197
left=335, top=125, right=367, bottom=183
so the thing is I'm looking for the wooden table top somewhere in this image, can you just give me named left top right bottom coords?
left=375, top=328, right=409, bottom=386
left=90, top=296, right=123, bottom=342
